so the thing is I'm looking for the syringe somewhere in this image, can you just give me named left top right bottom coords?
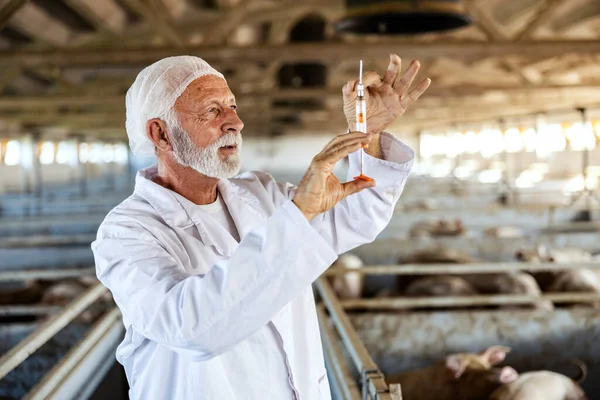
left=353, top=60, right=373, bottom=182
left=356, top=60, right=367, bottom=134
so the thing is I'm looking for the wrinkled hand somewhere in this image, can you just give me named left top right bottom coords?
left=293, top=132, right=376, bottom=221
left=343, top=54, right=431, bottom=135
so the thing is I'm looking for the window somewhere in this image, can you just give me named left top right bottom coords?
left=102, top=144, right=115, bottom=163
left=504, top=128, right=524, bottom=153
left=79, top=143, right=90, bottom=163
left=536, top=124, right=566, bottom=157
left=419, top=133, right=447, bottom=158
left=56, top=141, right=76, bottom=165
left=463, top=131, right=479, bottom=154
left=564, top=122, right=595, bottom=151
left=478, top=129, right=505, bottom=158
left=89, top=143, right=104, bottom=164
left=39, top=141, right=55, bottom=165
left=114, top=144, right=129, bottom=164
left=4, top=140, right=21, bottom=166
left=521, top=128, right=537, bottom=152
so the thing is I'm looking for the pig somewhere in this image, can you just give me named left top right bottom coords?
left=516, top=246, right=600, bottom=307
left=399, top=247, right=550, bottom=309
left=0, top=280, right=45, bottom=305
left=387, top=345, right=519, bottom=400
left=409, top=219, right=465, bottom=238
left=329, top=254, right=364, bottom=300
left=516, top=245, right=592, bottom=265
left=459, top=272, right=554, bottom=311
left=484, top=226, right=525, bottom=238
left=404, top=275, right=478, bottom=297
left=39, top=277, right=113, bottom=322
left=394, top=246, right=475, bottom=294
left=402, top=276, right=479, bottom=311
left=0, top=277, right=112, bottom=323
left=490, top=362, right=588, bottom=400
left=403, top=198, right=438, bottom=211
left=402, top=246, right=474, bottom=265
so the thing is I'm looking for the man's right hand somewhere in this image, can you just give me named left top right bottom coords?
left=292, top=132, right=376, bottom=221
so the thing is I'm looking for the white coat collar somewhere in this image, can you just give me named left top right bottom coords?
left=134, top=165, right=266, bottom=256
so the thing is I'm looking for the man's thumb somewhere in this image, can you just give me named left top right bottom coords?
left=342, top=179, right=376, bottom=197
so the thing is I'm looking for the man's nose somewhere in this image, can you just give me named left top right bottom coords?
left=223, top=108, right=244, bottom=133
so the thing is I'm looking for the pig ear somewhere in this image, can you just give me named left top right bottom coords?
left=481, top=346, right=511, bottom=365
left=445, top=355, right=467, bottom=378
left=498, top=366, right=519, bottom=383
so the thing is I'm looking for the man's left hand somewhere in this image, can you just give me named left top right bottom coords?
left=342, top=54, right=431, bottom=137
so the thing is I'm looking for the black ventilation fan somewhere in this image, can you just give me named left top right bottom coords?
left=335, top=0, right=472, bottom=35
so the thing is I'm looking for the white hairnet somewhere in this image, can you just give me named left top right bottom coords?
left=125, top=55, right=225, bottom=156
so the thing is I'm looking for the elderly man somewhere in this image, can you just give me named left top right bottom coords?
left=92, top=54, right=429, bottom=399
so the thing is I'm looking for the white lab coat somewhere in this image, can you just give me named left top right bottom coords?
left=91, top=132, right=414, bottom=400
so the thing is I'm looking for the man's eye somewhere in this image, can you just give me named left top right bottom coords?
left=208, top=107, right=217, bottom=113
left=230, top=105, right=237, bottom=111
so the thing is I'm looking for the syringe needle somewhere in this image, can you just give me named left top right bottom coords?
left=359, top=60, right=363, bottom=83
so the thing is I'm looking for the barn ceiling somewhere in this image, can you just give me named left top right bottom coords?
left=0, top=0, right=599, bottom=140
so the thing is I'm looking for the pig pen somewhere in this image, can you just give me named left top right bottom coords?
left=0, top=268, right=122, bottom=400
left=316, top=261, right=600, bottom=400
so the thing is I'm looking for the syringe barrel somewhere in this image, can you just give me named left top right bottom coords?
left=355, top=96, right=367, bottom=133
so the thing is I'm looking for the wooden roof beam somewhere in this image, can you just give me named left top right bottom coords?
left=1, top=41, right=600, bottom=67
left=4, top=1, right=73, bottom=46
left=61, top=0, right=127, bottom=35
left=514, top=0, right=568, bottom=41
left=0, top=0, right=27, bottom=31
left=157, top=0, right=187, bottom=19
left=463, top=0, right=508, bottom=42
left=4, top=83, right=600, bottom=110
left=0, top=66, right=20, bottom=93
left=119, top=0, right=184, bottom=46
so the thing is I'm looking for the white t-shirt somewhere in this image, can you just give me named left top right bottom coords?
left=196, top=192, right=241, bottom=242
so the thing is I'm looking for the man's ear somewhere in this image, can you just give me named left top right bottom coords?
left=146, top=118, right=171, bottom=152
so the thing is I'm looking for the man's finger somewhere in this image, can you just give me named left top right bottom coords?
left=315, top=133, right=372, bottom=162
left=382, top=54, right=401, bottom=86
left=327, top=131, right=371, bottom=148
left=322, top=136, right=372, bottom=158
left=394, top=60, right=420, bottom=97
left=399, top=78, right=431, bottom=110
left=342, top=179, right=377, bottom=198
left=362, top=70, right=383, bottom=88
left=320, top=141, right=369, bottom=165
left=342, top=79, right=358, bottom=98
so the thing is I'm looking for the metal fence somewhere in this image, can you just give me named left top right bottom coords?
left=316, top=260, right=600, bottom=399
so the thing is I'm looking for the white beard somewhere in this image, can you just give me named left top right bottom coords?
left=170, top=127, right=242, bottom=179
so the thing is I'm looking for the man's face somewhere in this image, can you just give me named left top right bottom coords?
left=169, top=75, right=244, bottom=179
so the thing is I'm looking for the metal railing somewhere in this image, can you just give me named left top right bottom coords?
left=323, top=261, right=600, bottom=276
left=0, top=268, right=95, bottom=281
left=0, top=283, right=109, bottom=380
left=315, top=278, right=402, bottom=400
left=23, top=307, right=122, bottom=400
left=324, top=261, right=600, bottom=310
left=0, top=235, right=96, bottom=248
